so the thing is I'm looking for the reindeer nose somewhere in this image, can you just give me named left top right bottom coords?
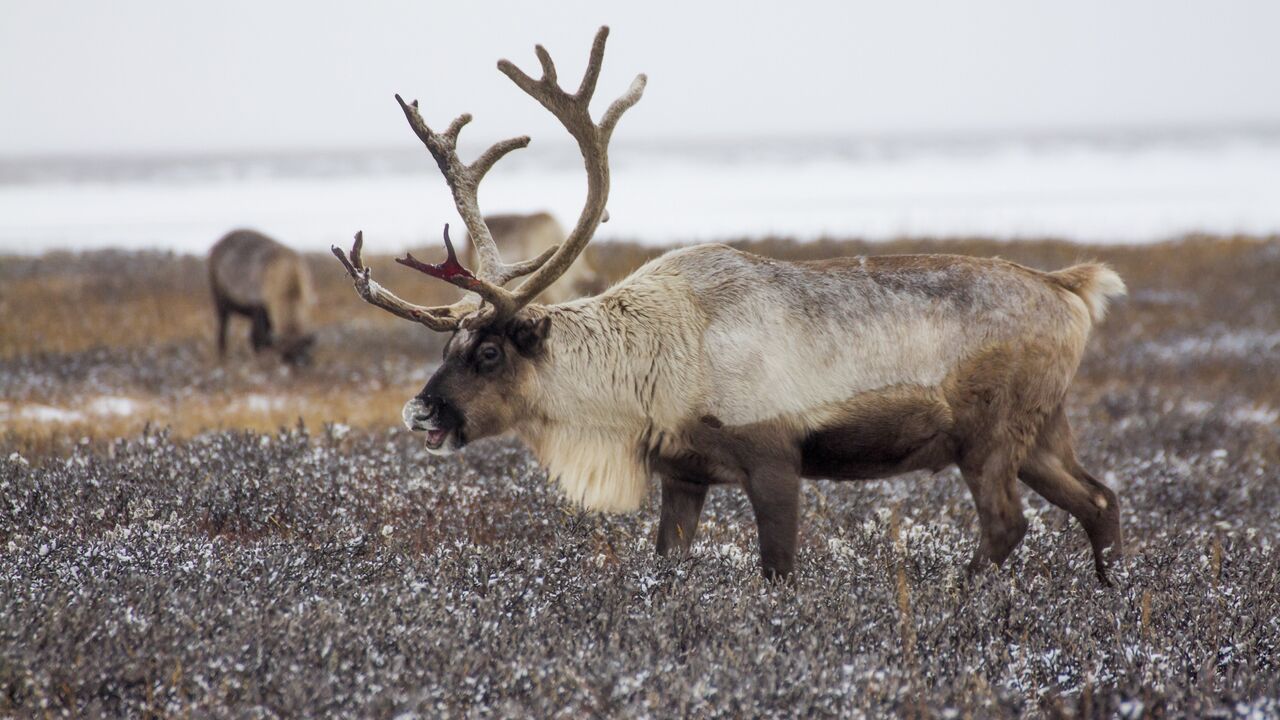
left=413, top=396, right=440, bottom=424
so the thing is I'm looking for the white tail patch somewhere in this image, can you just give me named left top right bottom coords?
left=1050, top=263, right=1127, bottom=323
left=528, top=425, right=650, bottom=513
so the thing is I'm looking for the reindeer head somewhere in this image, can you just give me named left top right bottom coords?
left=279, top=333, right=316, bottom=367
left=401, top=311, right=552, bottom=453
left=332, top=27, right=645, bottom=454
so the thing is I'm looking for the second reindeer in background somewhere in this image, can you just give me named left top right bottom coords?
left=209, top=229, right=316, bottom=366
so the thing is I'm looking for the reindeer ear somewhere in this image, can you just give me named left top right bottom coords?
left=509, top=315, right=552, bottom=355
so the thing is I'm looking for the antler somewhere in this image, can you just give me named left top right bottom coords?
left=335, top=26, right=644, bottom=331
left=393, top=97, right=560, bottom=291
left=330, top=231, right=471, bottom=331
left=497, top=26, right=647, bottom=307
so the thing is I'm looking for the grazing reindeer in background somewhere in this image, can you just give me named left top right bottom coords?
left=465, top=213, right=605, bottom=304
left=333, top=27, right=1127, bottom=584
left=209, top=229, right=316, bottom=366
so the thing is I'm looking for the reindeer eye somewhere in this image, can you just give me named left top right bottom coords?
left=477, top=344, right=502, bottom=365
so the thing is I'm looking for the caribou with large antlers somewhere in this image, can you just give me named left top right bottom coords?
left=334, top=27, right=1128, bottom=583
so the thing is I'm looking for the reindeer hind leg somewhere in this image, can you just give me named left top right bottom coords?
left=1019, top=405, right=1122, bottom=585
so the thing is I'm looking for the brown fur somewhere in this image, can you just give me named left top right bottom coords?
left=208, top=229, right=316, bottom=365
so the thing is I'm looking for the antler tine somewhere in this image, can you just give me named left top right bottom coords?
left=393, top=94, right=541, bottom=298
left=577, top=26, right=608, bottom=100
left=471, top=136, right=532, bottom=182
left=495, top=25, right=647, bottom=308
left=444, top=113, right=472, bottom=141
left=331, top=232, right=471, bottom=332
left=600, top=74, right=647, bottom=140
left=496, top=244, right=560, bottom=284
left=535, top=45, right=558, bottom=84
left=331, top=229, right=365, bottom=276
left=393, top=224, right=519, bottom=318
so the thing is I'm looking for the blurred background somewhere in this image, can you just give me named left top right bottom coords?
left=3, top=0, right=1280, bottom=252
left=2, top=1, right=1279, bottom=454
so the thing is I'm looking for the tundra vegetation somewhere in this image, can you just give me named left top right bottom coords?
left=0, top=234, right=1278, bottom=716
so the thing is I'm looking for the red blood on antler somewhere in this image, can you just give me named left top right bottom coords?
left=395, top=225, right=485, bottom=292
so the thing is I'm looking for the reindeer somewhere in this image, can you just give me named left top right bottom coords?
left=464, top=213, right=604, bottom=304
left=209, top=229, right=316, bottom=365
left=332, top=27, right=1127, bottom=583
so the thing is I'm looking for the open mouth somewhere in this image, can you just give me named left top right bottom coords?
left=424, top=428, right=449, bottom=449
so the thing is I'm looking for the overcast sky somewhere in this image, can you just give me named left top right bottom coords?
left=4, top=1, right=1279, bottom=156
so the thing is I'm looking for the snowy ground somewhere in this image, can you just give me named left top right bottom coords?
left=5, top=131, right=1280, bottom=254
left=2, top=412, right=1278, bottom=717
left=2, top=236, right=1279, bottom=716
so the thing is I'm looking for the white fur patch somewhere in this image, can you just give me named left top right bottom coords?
left=1080, top=267, right=1127, bottom=323
left=528, top=425, right=649, bottom=512
left=1051, top=263, right=1127, bottom=323
left=702, top=308, right=962, bottom=427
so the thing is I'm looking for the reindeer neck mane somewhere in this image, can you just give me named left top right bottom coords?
left=517, top=283, right=703, bottom=513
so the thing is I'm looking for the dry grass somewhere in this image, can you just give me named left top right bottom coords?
left=4, top=233, right=1278, bottom=456
left=0, top=249, right=451, bottom=359
left=1, top=386, right=418, bottom=457
left=5, top=234, right=1280, bottom=458
left=0, top=255, right=208, bottom=356
left=0, top=247, right=462, bottom=455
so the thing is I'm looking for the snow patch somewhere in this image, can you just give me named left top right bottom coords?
left=1144, top=329, right=1280, bottom=363
left=232, top=394, right=290, bottom=413
left=0, top=396, right=150, bottom=424
left=1230, top=404, right=1279, bottom=426
left=87, top=396, right=141, bottom=417
left=17, top=404, right=86, bottom=424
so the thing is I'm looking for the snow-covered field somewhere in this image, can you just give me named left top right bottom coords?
left=3, top=412, right=1278, bottom=717
left=4, top=130, right=1280, bottom=255
left=2, top=235, right=1279, bottom=715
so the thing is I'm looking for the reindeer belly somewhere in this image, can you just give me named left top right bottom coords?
left=800, top=385, right=956, bottom=480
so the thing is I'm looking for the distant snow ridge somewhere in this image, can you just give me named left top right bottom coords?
left=4, top=132, right=1280, bottom=253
